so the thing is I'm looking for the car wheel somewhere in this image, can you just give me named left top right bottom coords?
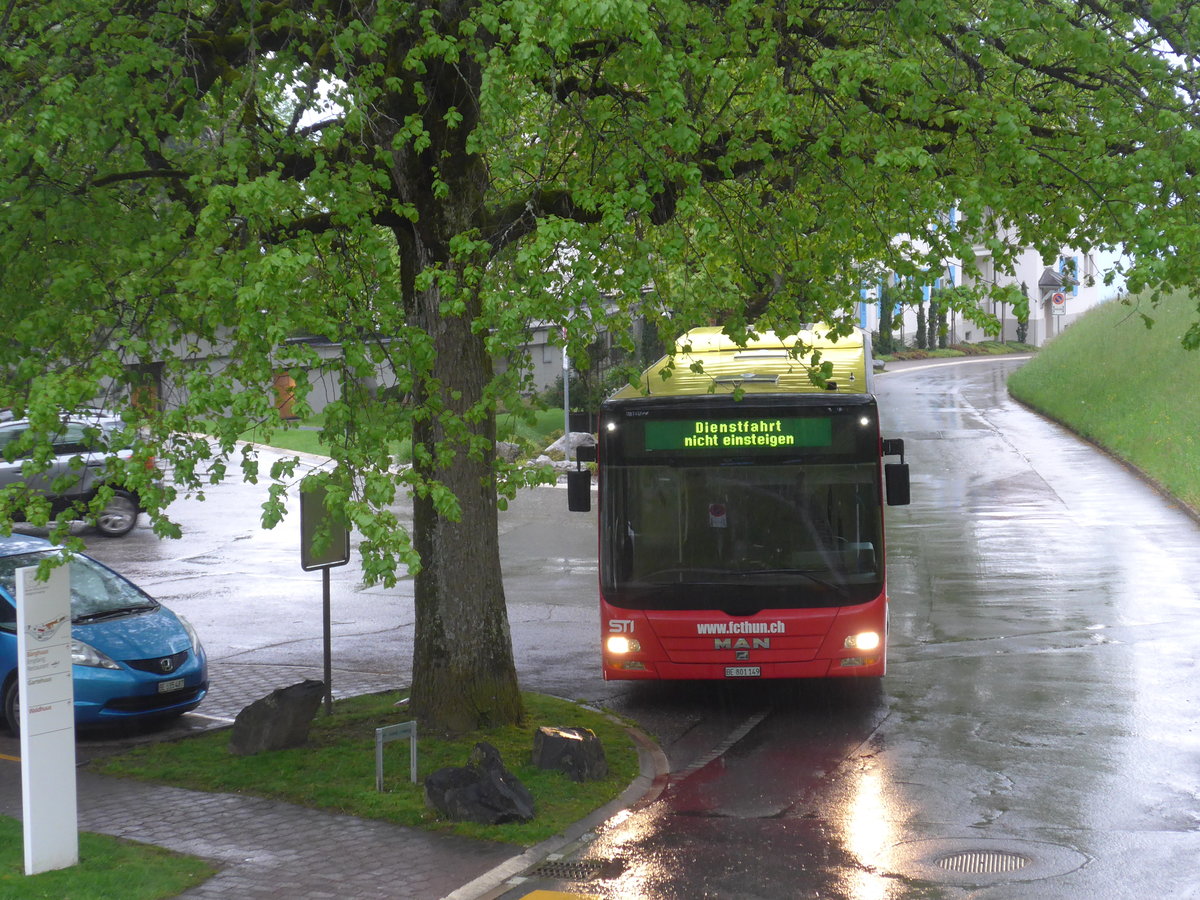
left=3, top=678, right=18, bottom=737
left=95, top=491, right=138, bottom=537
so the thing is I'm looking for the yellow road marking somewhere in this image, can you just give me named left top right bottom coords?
left=0, top=753, right=19, bottom=762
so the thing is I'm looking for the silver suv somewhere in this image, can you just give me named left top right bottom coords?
left=0, top=412, right=146, bottom=537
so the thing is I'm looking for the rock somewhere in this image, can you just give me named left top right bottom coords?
left=543, top=431, right=596, bottom=457
left=496, top=440, right=522, bottom=463
left=424, top=742, right=536, bottom=824
left=228, top=679, right=325, bottom=756
left=534, top=435, right=598, bottom=472
left=531, top=726, right=609, bottom=782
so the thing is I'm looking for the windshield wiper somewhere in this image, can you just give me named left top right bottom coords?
left=727, top=568, right=848, bottom=594
left=637, top=566, right=744, bottom=581
left=74, top=605, right=156, bottom=624
left=637, top=566, right=847, bottom=594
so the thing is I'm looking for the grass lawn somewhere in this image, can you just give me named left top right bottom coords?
left=245, top=422, right=331, bottom=457
left=89, top=691, right=640, bottom=846
left=222, top=404, right=566, bottom=461
left=1008, top=291, right=1200, bottom=512
left=878, top=340, right=1036, bottom=362
left=497, top=406, right=567, bottom=446
left=0, top=818, right=216, bottom=900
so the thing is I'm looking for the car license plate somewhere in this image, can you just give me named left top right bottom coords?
left=158, top=678, right=185, bottom=693
left=724, top=666, right=761, bottom=678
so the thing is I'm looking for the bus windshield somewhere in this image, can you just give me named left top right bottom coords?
left=599, top=402, right=884, bottom=613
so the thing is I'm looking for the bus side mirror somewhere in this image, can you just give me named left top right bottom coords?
left=574, top=443, right=597, bottom=463
left=885, top=463, right=910, bottom=506
left=567, top=468, right=592, bottom=512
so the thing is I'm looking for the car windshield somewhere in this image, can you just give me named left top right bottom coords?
left=0, top=550, right=158, bottom=621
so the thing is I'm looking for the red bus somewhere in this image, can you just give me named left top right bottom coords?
left=569, top=327, right=909, bottom=681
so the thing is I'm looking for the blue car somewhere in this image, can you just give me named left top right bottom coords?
left=0, top=535, right=207, bottom=734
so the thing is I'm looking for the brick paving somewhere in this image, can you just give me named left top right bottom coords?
left=71, top=772, right=517, bottom=899
left=203, top=660, right=406, bottom=720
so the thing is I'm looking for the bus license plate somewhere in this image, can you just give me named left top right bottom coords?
left=724, top=666, right=761, bottom=678
left=158, top=678, right=185, bottom=693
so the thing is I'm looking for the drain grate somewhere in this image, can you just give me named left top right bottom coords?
left=530, top=858, right=624, bottom=882
left=892, top=837, right=1086, bottom=885
left=937, top=850, right=1030, bottom=874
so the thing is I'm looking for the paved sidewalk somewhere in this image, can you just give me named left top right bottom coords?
left=1, top=661, right=664, bottom=899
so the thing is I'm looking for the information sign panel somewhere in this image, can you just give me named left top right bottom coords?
left=16, top=564, right=78, bottom=875
left=300, top=482, right=350, bottom=571
left=300, top=478, right=351, bottom=715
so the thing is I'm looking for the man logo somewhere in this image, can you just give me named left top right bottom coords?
left=714, top=638, right=770, bottom=650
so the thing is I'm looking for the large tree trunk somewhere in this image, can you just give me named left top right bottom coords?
left=394, top=38, right=524, bottom=732
left=408, top=282, right=524, bottom=734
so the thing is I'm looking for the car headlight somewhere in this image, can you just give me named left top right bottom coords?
left=71, top=639, right=121, bottom=670
left=177, top=614, right=203, bottom=653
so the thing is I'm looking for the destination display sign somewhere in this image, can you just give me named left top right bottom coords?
left=643, top=417, right=832, bottom=452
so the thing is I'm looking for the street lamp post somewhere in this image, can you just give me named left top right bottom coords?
left=562, top=327, right=571, bottom=463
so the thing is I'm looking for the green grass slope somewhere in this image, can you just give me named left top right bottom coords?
left=1007, top=291, right=1200, bottom=513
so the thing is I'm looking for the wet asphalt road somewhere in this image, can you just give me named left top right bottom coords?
left=502, top=356, right=1200, bottom=899
left=7, top=355, right=1200, bottom=898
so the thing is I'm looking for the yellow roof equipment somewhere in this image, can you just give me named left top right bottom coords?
left=610, top=326, right=873, bottom=399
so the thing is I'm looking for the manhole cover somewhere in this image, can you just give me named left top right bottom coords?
left=937, top=849, right=1030, bottom=874
left=889, top=837, right=1087, bottom=886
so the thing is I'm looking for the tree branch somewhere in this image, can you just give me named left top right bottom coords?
left=482, top=190, right=602, bottom=251
left=84, top=168, right=188, bottom=191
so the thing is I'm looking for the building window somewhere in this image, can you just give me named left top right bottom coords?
left=1059, top=255, right=1080, bottom=295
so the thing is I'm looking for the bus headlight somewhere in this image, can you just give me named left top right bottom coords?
left=844, top=632, right=881, bottom=651
left=606, top=636, right=641, bottom=655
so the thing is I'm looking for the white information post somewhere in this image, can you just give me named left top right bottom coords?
left=16, top=563, right=78, bottom=875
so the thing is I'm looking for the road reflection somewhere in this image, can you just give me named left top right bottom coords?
left=842, top=766, right=894, bottom=900
left=571, top=681, right=896, bottom=898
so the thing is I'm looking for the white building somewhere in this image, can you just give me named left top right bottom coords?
left=856, top=225, right=1112, bottom=348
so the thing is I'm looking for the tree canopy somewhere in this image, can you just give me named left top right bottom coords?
left=3, top=0, right=1199, bottom=730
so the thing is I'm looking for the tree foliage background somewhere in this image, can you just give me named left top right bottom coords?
left=3, top=0, right=1200, bottom=730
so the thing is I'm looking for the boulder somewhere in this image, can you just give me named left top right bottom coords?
left=228, top=679, right=325, bottom=756
left=543, top=431, right=597, bottom=457
left=424, top=742, right=536, bottom=824
left=531, top=726, right=609, bottom=782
